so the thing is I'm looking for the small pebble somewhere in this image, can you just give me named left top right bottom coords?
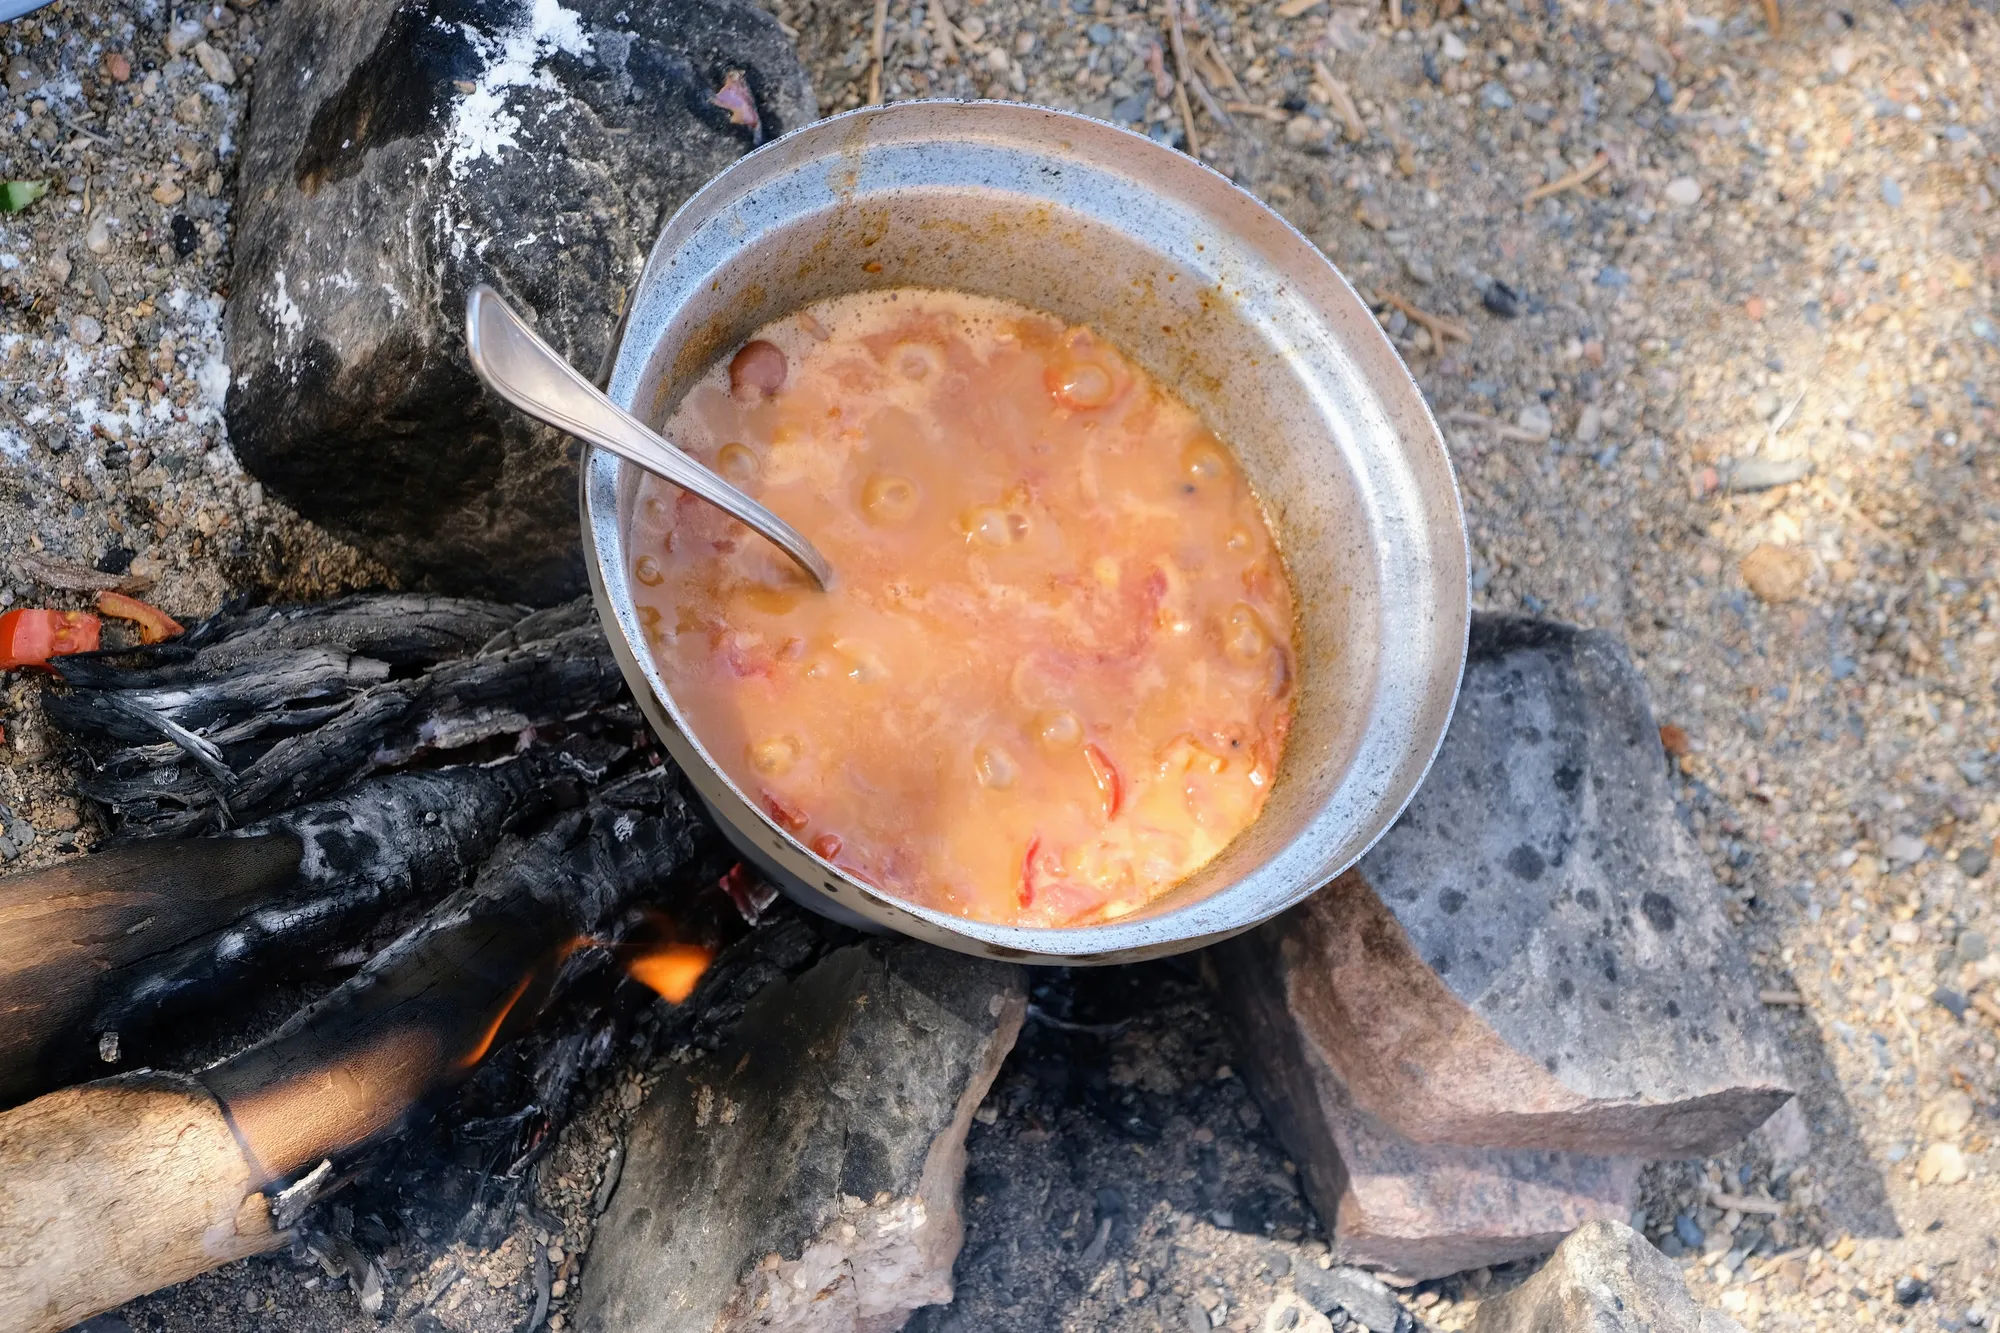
left=191, top=41, right=236, bottom=84
left=1916, top=1142, right=1968, bottom=1186
left=1664, top=176, right=1702, bottom=207
left=164, top=17, right=205, bottom=54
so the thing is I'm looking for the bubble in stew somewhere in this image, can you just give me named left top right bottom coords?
left=633, top=290, right=1296, bottom=927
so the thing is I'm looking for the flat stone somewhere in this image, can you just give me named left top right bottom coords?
left=1469, top=1220, right=1743, bottom=1332
left=1214, top=615, right=1791, bottom=1161
left=578, top=940, right=1025, bottom=1333
left=226, top=0, right=814, bottom=602
left=1211, top=946, right=1640, bottom=1279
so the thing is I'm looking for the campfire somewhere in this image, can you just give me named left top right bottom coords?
left=0, top=596, right=756, bottom=1332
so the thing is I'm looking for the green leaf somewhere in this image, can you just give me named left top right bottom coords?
left=0, top=180, right=50, bottom=213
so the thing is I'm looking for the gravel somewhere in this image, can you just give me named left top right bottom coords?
left=5, top=0, right=2000, bottom=1326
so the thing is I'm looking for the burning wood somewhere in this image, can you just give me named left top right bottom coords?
left=0, top=753, right=587, bottom=1109
left=0, top=767, right=709, bottom=1333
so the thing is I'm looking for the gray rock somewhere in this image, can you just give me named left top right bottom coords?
left=1469, top=1220, right=1744, bottom=1333
left=1293, top=1265, right=1404, bottom=1332
left=1214, top=615, right=1792, bottom=1160
left=226, top=0, right=815, bottom=602
left=578, top=939, right=1025, bottom=1333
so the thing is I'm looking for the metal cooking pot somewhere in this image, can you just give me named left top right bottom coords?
left=582, top=101, right=1467, bottom=964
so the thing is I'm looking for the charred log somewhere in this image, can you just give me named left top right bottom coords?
left=0, top=753, right=606, bottom=1109
left=0, top=765, right=708, bottom=1333
left=49, top=597, right=627, bottom=836
left=51, top=593, right=523, bottom=687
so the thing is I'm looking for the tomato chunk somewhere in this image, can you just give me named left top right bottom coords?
left=96, top=591, right=185, bottom=645
left=0, top=608, right=102, bottom=670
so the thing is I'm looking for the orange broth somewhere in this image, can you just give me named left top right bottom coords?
left=632, top=290, right=1295, bottom=927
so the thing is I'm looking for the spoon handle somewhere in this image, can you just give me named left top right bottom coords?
left=464, top=285, right=833, bottom=591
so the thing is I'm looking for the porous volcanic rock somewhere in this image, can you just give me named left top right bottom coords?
left=577, top=940, right=1026, bottom=1333
left=226, top=0, right=815, bottom=602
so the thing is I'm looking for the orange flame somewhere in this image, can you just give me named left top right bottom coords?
left=627, top=941, right=715, bottom=1004
left=459, top=972, right=537, bottom=1069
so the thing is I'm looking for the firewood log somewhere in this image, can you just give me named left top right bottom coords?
left=0, top=765, right=706, bottom=1333
left=0, top=752, right=597, bottom=1109
left=0, top=1073, right=283, bottom=1333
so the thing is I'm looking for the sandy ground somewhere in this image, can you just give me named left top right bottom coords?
left=3, top=0, right=1999, bottom=1327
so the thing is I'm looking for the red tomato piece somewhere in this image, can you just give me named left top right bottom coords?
left=763, top=791, right=810, bottom=832
left=0, top=608, right=102, bottom=670
left=1019, top=835, right=1042, bottom=909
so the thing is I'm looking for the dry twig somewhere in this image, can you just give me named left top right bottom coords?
left=1167, top=4, right=1201, bottom=157
left=1224, top=101, right=1290, bottom=122
left=1312, top=60, right=1366, bottom=141
left=1523, top=151, right=1610, bottom=205
left=929, top=0, right=956, bottom=63
left=1757, top=988, right=1806, bottom=1006
left=1379, top=290, right=1471, bottom=344
left=1441, top=410, right=1544, bottom=443
left=1275, top=0, right=1325, bottom=15
left=1186, top=72, right=1235, bottom=130
left=1761, top=0, right=1782, bottom=34
left=1201, top=36, right=1246, bottom=97
left=1710, top=1191, right=1785, bottom=1215
left=867, top=0, right=889, bottom=105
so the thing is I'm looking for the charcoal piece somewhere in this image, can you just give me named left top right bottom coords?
left=225, top=0, right=816, bottom=601
left=1468, top=1220, right=1743, bottom=1333
left=1293, top=1266, right=1404, bottom=1331
left=579, top=940, right=1026, bottom=1333
left=1214, top=615, right=1791, bottom=1161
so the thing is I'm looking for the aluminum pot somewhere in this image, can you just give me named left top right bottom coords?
left=582, top=101, right=1467, bottom=964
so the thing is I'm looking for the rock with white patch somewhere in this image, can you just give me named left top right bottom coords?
left=578, top=939, right=1026, bottom=1333
left=226, top=0, right=814, bottom=602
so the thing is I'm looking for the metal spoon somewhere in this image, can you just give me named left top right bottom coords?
left=464, top=284, right=833, bottom=591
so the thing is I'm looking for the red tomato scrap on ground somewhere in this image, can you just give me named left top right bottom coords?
left=0, top=608, right=102, bottom=670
